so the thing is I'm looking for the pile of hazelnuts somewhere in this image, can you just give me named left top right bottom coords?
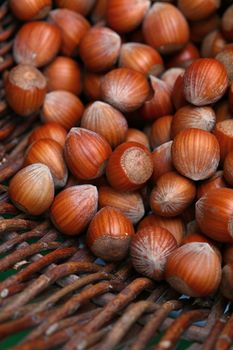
left=4, top=0, right=233, bottom=299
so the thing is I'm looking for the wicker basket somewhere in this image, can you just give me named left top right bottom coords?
left=0, top=2, right=232, bottom=349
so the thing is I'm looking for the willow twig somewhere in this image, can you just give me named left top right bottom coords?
left=8, top=310, right=104, bottom=350
left=26, top=268, right=114, bottom=317
left=77, top=326, right=112, bottom=350
left=130, top=300, right=183, bottom=350
left=0, top=217, right=37, bottom=233
left=0, top=120, right=15, bottom=140
left=215, top=313, right=233, bottom=350
left=23, top=280, right=115, bottom=342
left=46, top=309, right=102, bottom=335
left=0, top=23, right=16, bottom=41
left=0, top=308, right=100, bottom=341
left=0, top=241, right=59, bottom=275
left=0, top=153, right=24, bottom=181
left=155, top=309, right=210, bottom=350
left=0, top=184, right=8, bottom=193
left=0, top=262, right=104, bottom=322
left=64, top=277, right=153, bottom=350
left=203, top=318, right=227, bottom=350
left=0, top=1, right=8, bottom=20
left=0, top=246, right=77, bottom=297
left=0, top=201, right=19, bottom=214
left=0, top=221, right=49, bottom=254
left=95, top=301, right=159, bottom=350
left=0, top=40, right=12, bottom=56
left=68, top=247, right=95, bottom=263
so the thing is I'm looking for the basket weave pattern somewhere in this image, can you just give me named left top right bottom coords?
left=0, top=2, right=232, bottom=350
